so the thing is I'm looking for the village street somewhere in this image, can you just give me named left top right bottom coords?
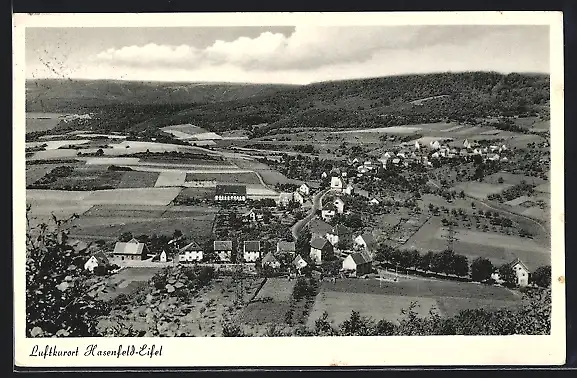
left=291, top=188, right=331, bottom=240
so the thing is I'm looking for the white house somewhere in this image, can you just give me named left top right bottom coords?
left=298, top=183, right=310, bottom=196
left=178, top=241, right=203, bottom=263
left=463, top=139, right=471, bottom=149
left=214, top=240, right=233, bottom=263
left=321, top=172, right=328, bottom=179
left=354, top=232, right=377, bottom=255
left=330, top=176, right=344, bottom=191
left=342, top=251, right=373, bottom=277
left=325, top=224, right=352, bottom=246
left=509, top=258, right=531, bottom=287
left=430, top=140, right=441, bottom=150
left=277, top=192, right=294, bottom=207
left=333, top=197, right=345, bottom=214
left=293, top=191, right=305, bottom=205
left=293, top=254, right=308, bottom=272
left=159, top=250, right=167, bottom=263
left=414, top=140, right=421, bottom=150
left=321, top=203, right=337, bottom=222
left=261, top=252, right=281, bottom=269
left=84, top=251, right=110, bottom=273
left=369, top=198, right=380, bottom=205
left=343, top=183, right=354, bottom=195
left=243, top=241, right=261, bottom=262
left=309, top=237, right=334, bottom=265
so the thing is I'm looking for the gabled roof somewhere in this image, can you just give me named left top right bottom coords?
left=309, top=218, right=333, bottom=235
left=329, top=224, right=352, bottom=236
left=507, top=258, right=531, bottom=272
left=310, top=237, right=329, bottom=250
left=262, top=252, right=279, bottom=265
left=293, top=254, right=308, bottom=268
left=357, top=232, right=376, bottom=250
left=323, top=203, right=337, bottom=212
left=92, top=251, right=110, bottom=265
left=333, top=197, right=345, bottom=204
left=214, top=240, right=233, bottom=251
left=277, top=240, right=296, bottom=252
left=180, top=241, right=203, bottom=252
left=350, top=251, right=372, bottom=265
left=278, top=192, right=293, bottom=201
left=244, top=241, right=261, bottom=252
left=114, top=240, right=146, bottom=255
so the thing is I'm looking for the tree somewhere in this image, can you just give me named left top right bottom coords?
left=26, top=211, right=110, bottom=337
left=531, top=265, right=551, bottom=287
left=118, top=231, right=133, bottom=242
left=451, top=254, right=469, bottom=277
left=498, top=264, right=517, bottom=288
left=471, top=257, right=494, bottom=282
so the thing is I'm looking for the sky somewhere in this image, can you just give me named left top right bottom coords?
left=25, top=25, right=550, bottom=84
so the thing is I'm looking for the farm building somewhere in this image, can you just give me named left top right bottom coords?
left=277, top=240, right=296, bottom=256
left=342, top=251, right=373, bottom=277
left=369, top=198, right=380, bottom=205
left=333, top=197, right=345, bottom=214
left=298, top=183, right=310, bottom=196
left=344, top=183, right=354, bottom=195
left=309, top=218, right=333, bottom=238
left=243, top=241, right=262, bottom=262
left=84, top=251, right=110, bottom=273
left=277, top=192, right=294, bottom=207
left=330, top=176, right=344, bottom=191
left=309, top=237, right=334, bottom=265
left=293, top=254, right=308, bottom=272
left=326, top=224, right=352, bottom=246
left=321, top=203, right=337, bottom=222
left=214, top=185, right=247, bottom=202
left=112, top=238, right=150, bottom=261
left=159, top=250, right=167, bottom=263
left=242, top=208, right=262, bottom=223
left=214, top=240, right=233, bottom=263
left=354, top=232, right=377, bottom=255
left=261, top=252, right=281, bottom=269
left=508, top=258, right=531, bottom=287
left=178, top=241, right=203, bottom=263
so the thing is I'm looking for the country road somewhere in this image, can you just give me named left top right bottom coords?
left=291, top=188, right=330, bottom=241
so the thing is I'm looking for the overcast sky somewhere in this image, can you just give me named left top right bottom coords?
left=25, top=25, right=550, bottom=84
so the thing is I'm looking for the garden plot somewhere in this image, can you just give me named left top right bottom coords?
left=155, top=171, right=187, bottom=187
left=84, top=187, right=182, bottom=206
left=116, top=171, right=160, bottom=188
left=255, top=278, right=296, bottom=302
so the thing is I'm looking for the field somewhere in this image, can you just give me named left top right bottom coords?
left=35, top=166, right=126, bottom=191
left=185, top=171, right=262, bottom=184
left=307, top=277, right=521, bottom=326
left=93, top=267, right=162, bottom=301
left=174, top=187, right=215, bottom=201
left=69, top=205, right=216, bottom=240
left=155, top=171, right=187, bottom=187
left=25, top=164, right=70, bottom=186
left=483, top=173, right=547, bottom=186
left=116, top=171, right=160, bottom=188
left=254, top=278, right=296, bottom=302
left=453, top=181, right=513, bottom=199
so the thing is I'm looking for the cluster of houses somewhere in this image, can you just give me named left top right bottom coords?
left=340, top=139, right=510, bottom=174
left=276, top=183, right=313, bottom=207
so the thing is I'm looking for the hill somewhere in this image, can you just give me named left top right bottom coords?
left=31, top=72, right=550, bottom=135
left=25, top=79, right=297, bottom=112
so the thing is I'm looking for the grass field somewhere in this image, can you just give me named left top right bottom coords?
left=174, top=187, right=215, bottom=201
left=185, top=172, right=262, bottom=184
left=484, top=172, right=547, bottom=186
left=116, top=171, right=160, bottom=188
left=307, top=277, right=520, bottom=326
left=255, top=278, right=296, bottom=302
left=26, top=112, right=67, bottom=133
left=42, top=166, right=126, bottom=191
left=95, top=267, right=162, bottom=302
left=453, top=181, right=513, bottom=199
left=435, top=227, right=548, bottom=254
left=26, top=164, right=69, bottom=186
left=84, top=157, right=141, bottom=165
left=155, top=171, right=187, bottom=187
left=82, top=188, right=182, bottom=206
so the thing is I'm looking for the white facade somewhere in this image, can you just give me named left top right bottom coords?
left=321, top=209, right=335, bottom=222
left=326, top=232, right=339, bottom=246
left=84, top=256, right=99, bottom=272
left=179, top=250, right=203, bottom=262
left=342, top=254, right=357, bottom=271
left=244, top=251, right=260, bottom=262
left=512, top=261, right=530, bottom=287
left=310, top=248, right=322, bottom=265
left=293, top=191, right=305, bottom=205
left=343, top=184, right=354, bottom=195
left=330, top=176, right=344, bottom=191
left=298, top=183, right=310, bottom=196
left=160, top=251, right=167, bottom=262
left=333, top=198, right=345, bottom=214
left=215, top=194, right=246, bottom=201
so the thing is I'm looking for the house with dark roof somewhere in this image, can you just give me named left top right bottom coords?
left=321, top=202, right=337, bottom=222
left=261, top=251, right=281, bottom=269
left=326, top=224, right=352, bottom=246
left=277, top=240, right=296, bottom=255
left=507, top=258, right=531, bottom=287
left=243, top=241, right=261, bottom=262
left=309, top=237, right=334, bottom=265
left=84, top=251, right=110, bottom=273
left=309, top=218, right=333, bottom=238
left=113, top=238, right=149, bottom=261
left=342, top=251, right=373, bottom=276
left=214, top=185, right=247, bottom=202
left=214, top=240, right=233, bottom=262
left=293, top=254, right=308, bottom=272
left=333, top=197, right=345, bottom=214
left=178, top=240, right=203, bottom=263
left=354, top=232, right=377, bottom=255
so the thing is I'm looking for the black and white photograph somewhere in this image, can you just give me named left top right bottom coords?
left=14, top=12, right=565, bottom=367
